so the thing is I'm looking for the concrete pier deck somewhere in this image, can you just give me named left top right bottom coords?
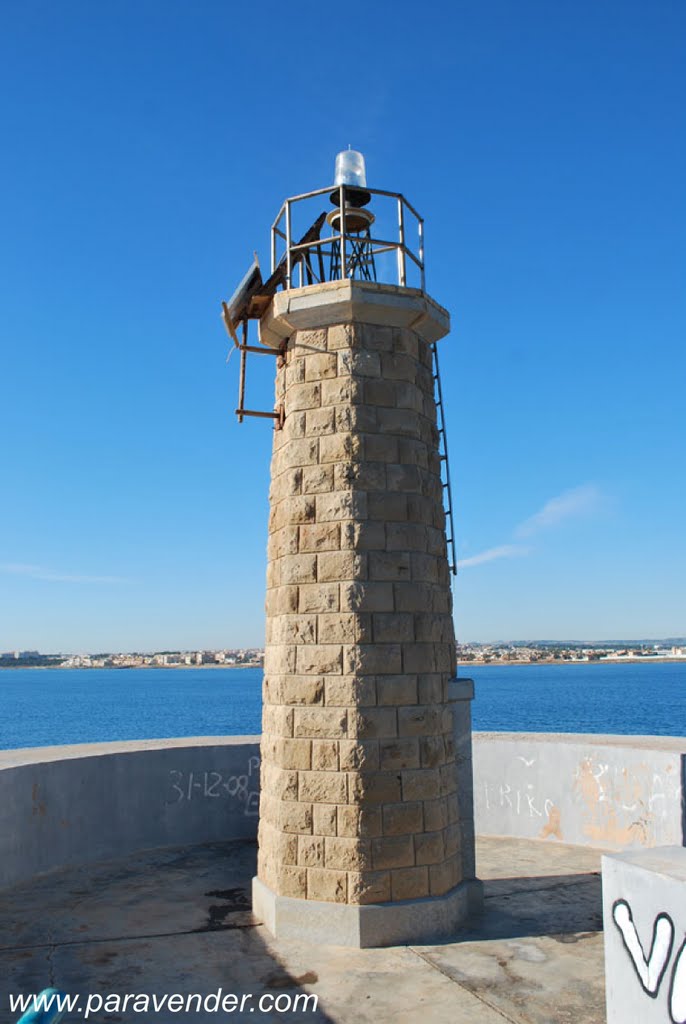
left=0, top=837, right=606, bottom=1024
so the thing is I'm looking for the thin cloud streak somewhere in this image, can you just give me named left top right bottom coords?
left=0, top=563, right=133, bottom=585
left=515, top=484, right=604, bottom=538
left=459, top=484, right=608, bottom=569
left=457, top=545, right=529, bottom=569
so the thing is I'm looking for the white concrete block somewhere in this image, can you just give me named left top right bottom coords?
left=602, top=847, right=686, bottom=1024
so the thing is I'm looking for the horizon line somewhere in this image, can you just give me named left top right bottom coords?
left=3, top=636, right=685, bottom=658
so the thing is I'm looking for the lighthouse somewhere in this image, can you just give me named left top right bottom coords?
left=223, top=151, right=481, bottom=946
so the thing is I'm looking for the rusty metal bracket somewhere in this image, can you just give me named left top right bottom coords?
left=230, top=319, right=287, bottom=427
left=235, top=405, right=285, bottom=430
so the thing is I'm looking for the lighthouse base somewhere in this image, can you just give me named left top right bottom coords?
left=252, top=875, right=483, bottom=948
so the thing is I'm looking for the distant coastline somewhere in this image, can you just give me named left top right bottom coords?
left=5, top=639, right=684, bottom=673
left=461, top=656, right=686, bottom=667
left=0, top=662, right=262, bottom=671
left=2, top=657, right=686, bottom=671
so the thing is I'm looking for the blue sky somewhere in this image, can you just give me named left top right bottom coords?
left=1, top=1, right=684, bottom=651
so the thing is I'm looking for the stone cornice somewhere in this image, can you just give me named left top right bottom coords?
left=259, top=280, right=450, bottom=349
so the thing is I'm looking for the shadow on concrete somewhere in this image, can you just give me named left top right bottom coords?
left=0, top=838, right=612, bottom=1024
left=457, top=871, right=603, bottom=943
left=0, top=840, right=334, bottom=1023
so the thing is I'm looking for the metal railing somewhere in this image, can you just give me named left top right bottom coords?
left=270, top=185, right=425, bottom=291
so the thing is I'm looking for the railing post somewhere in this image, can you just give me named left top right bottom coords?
left=397, top=198, right=407, bottom=287
left=339, top=184, right=346, bottom=279
left=418, top=218, right=425, bottom=292
left=237, top=320, right=247, bottom=424
left=285, top=200, right=292, bottom=289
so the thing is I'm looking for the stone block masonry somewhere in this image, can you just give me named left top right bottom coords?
left=258, top=310, right=464, bottom=912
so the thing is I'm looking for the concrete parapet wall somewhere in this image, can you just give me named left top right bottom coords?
left=473, top=732, right=686, bottom=850
left=2, top=731, right=684, bottom=891
left=0, top=737, right=260, bottom=889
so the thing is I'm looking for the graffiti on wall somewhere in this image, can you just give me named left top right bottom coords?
left=476, top=743, right=684, bottom=848
left=166, top=755, right=260, bottom=816
left=574, top=758, right=681, bottom=847
left=481, top=776, right=561, bottom=831
left=613, top=899, right=686, bottom=1023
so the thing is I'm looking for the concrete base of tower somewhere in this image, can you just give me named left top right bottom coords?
left=252, top=875, right=484, bottom=948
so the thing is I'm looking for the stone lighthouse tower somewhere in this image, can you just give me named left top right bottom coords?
left=223, top=152, right=480, bottom=946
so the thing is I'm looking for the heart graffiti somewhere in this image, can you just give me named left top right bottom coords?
left=612, top=899, right=686, bottom=1023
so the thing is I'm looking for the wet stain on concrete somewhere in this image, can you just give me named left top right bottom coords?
left=205, top=887, right=250, bottom=908
left=200, top=886, right=252, bottom=931
left=263, top=969, right=319, bottom=988
left=496, top=955, right=523, bottom=986
left=90, top=949, right=118, bottom=966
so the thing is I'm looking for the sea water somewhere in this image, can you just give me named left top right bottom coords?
left=1, top=661, right=684, bottom=750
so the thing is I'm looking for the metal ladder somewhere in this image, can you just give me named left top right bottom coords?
left=431, top=343, right=457, bottom=575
